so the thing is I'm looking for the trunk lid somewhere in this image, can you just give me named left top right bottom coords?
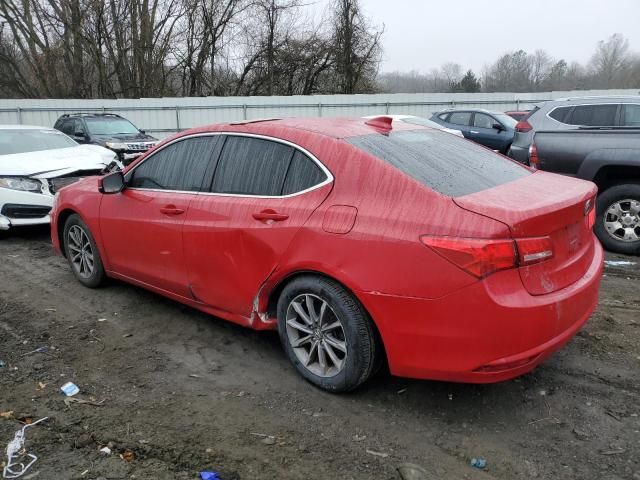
left=454, top=171, right=597, bottom=295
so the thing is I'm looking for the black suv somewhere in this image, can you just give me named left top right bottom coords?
left=54, top=113, right=158, bottom=165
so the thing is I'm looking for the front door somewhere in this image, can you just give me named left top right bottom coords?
left=184, top=135, right=332, bottom=317
left=99, top=135, right=222, bottom=296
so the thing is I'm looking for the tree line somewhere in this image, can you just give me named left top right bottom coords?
left=380, top=34, right=640, bottom=94
left=0, top=0, right=382, bottom=98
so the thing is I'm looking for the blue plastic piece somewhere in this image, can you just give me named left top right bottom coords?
left=470, top=458, right=487, bottom=469
left=200, top=472, right=221, bottom=480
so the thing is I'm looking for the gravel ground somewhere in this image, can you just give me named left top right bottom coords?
left=1, top=226, right=639, bottom=480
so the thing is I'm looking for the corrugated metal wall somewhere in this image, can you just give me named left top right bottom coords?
left=1, top=89, right=637, bottom=139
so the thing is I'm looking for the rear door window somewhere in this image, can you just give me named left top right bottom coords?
left=347, top=130, right=530, bottom=197
left=548, top=106, right=572, bottom=123
left=448, top=112, right=472, bottom=126
left=567, top=104, right=618, bottom=126
left=622, top=104, right=640, bottom=126
left=129, top=136, right=222, bottom=191
left=282, top=151, right=327, bottom=195
left=211, top=136, right=294, bottom=196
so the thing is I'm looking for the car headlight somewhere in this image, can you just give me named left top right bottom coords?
left=0, top=177, right=43, bottom=193
left=105, top=142, right=128, bottom=151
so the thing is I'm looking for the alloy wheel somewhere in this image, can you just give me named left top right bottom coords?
left=604, top=199, right=640, bottom=243
left=67, top=225, right=95, bottom=278
left=285, top=293, right=347, bottom=378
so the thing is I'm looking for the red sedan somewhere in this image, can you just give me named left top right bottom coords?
left=50, top=117, right=603, bottom=392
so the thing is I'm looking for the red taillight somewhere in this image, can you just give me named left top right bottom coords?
left=516, top=236, right=554, bottom=265
left=420, top=236, right=517, bottom=278
left=421, top=235, right=555, bottom=278
left=585, top=198, right=596, bottom=230
left=516, top=120, right=533, bottom=133
left=528, top=142, right=539, bottom=170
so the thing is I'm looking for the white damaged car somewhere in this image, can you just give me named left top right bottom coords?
left=0, top=125, right=121, bottom=232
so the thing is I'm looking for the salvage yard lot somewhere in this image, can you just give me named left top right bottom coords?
left=1, top=228, right=639, bottom=480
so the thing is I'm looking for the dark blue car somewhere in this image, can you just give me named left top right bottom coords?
left=429, top=109, right=517, bottom=154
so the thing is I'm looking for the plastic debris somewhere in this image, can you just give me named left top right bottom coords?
left=200, top=472, right=221, bottom=480
left=120, top=450, right=135, bottom=462
left=397, top=463, right=429, bottom=480
left=0, top=411, right=14, bottom=420
left=60, top=382, right=80, bottom=397
left=366, top=449, right=389, bottom=458
left=99, top=447, right=111, bottom=455
left=470, top=458, right=487, bottom=469
left=604, top=260, right=636, bottom=267
left=0, top=360, right=5, bottom=368
left=21, top=346, right=48, bottom=357
left=3, top=416, right=48, bottom=479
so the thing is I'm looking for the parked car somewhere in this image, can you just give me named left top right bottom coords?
left=508, top=96, right=640, bottom=164
left=51, top=117, right=603, bottom=392
left=362, top=114, right=464, bottom=137
left=505, top=110, right=530, bottom=121
left=0, top=125, right=121, bottom=232
left=530, top=127, right=640, bottom=255
left=429, top=109, right=517, bottom=153
left=54, top=113, right=158, bottom=165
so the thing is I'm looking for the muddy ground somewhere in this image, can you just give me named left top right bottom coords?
left=0, top=227, right=638, bottom=480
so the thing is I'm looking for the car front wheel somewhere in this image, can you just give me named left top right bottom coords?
left=277, top=275, right=379, bottom=392
left=595, top=183, right=640, bottom=255
left=63, top=214, right=106, bottom=287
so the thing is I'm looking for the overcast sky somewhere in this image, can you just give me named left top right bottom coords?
left=336, top=0, right=640, bottom=73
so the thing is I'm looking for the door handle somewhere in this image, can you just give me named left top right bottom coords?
left=252, top=209, right=289, bottom=222
left=470, top=130, right=479, bottom=134
left=160, top=205, right=185, bottom=215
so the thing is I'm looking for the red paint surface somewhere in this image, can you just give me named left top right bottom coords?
left=51, top=117, right=603, bottom=383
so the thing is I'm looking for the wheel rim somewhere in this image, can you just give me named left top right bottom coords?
left=603, top=198, right=640, bottom=243
left=67, top=225, right=95, bottom=278
left=285, top=294, right=347, bottom=378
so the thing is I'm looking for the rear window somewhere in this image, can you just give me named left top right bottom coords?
left=567, top=104, right=618, bottom=126
left=347, top=130, right=530, bottom=197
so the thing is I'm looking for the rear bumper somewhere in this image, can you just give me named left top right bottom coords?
left=508, top=144, right=529, bottom=164
left=359, top=237, right=603, bottom=383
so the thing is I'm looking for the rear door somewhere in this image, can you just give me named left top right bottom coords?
left=100, top=136, right=222, bottom=296
left=446, top=111, right=473, bottom=138
left=183, top=134, right=332, bottom=316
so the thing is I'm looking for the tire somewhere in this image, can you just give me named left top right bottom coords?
left=277, top=275, right=379, bottom=392
left=594, top=183, right=640, bottom=255
left=63, top=214, right=106, bottom=287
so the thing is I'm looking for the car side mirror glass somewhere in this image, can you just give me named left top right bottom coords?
left=492, top=123, right=504, bottom=131
left=99, top=171, right=125, bottom=194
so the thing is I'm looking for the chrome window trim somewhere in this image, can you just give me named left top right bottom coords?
left=545, top=102, right=640, bottom=126
left=125, top=131, right=334, bottom=199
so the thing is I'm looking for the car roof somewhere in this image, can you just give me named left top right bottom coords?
left=181, top=116, right=423, bottom=140
left=535, top=95, right=640, bottom=108
left=0, top=125, right=57, bottom=130
left=57, top=113, right=123, bottom=119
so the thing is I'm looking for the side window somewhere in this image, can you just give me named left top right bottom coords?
left=622, top=104, right=640, bottom=126
left=282, top=151, right=327, bottom=195
left=568, top=104, right=617, bottom=126
left=438, top=113, right=449, bottom=122
left=448, top=112, right=472, bottom=126
left=211, top=136, right=293, bottom=196
left=473, top=113, right=495, bottom=129
left=548, top=106, right=572, bottom=123
left=130, top=136, right=222, bottom=191
left=61, top=120, right=75, bottom=135
left=73, top=119, right=85, bottom=135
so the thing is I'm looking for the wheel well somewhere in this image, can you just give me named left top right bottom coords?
left=593, top=165, right=640, bottom=192
left=56, top=209, right=77, bottom=257
left=266, top=270, right=388, bottom=365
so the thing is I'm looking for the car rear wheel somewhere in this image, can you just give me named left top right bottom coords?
left=595, top=183, right=640, bottom=255
left=63, top=214, right=106, bottom=287
left=277, top=275, right=379, bottom=392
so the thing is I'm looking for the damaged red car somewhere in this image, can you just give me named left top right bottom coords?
left=50, top=117, right=603, bottom=392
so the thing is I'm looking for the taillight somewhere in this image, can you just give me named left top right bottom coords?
left=528, top=142, right=539, bottom=170
left=516, top=236, right=554, bottom=265
left=515, top=120, right=533, bottom=133
left=584, top=197, right=596, bottom=230
left=421, top=235, right=554, bottom=278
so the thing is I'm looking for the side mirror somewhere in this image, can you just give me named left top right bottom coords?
left=99, top=171, right=125, bottom=194
left=74, top=130, right=86, bottom=138
left=492, top=123, right=505, bottom=131
left=139, top=129, right=146, bottom=134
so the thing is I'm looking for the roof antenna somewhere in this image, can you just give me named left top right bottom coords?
left=364, top=116, right=393, bottom=131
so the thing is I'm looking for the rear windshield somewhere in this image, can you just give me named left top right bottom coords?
left=347, top=130, right=530, bottom=197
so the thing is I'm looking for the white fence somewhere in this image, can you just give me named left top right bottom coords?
left=1, top=89, right=638, bottom=139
